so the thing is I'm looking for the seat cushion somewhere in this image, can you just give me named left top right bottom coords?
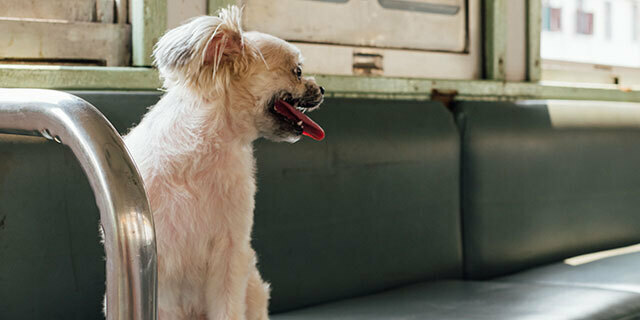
left=454, top=100, right=640, bottom=279
left=501, top=250, right=640, bottom=294
left=272, top=280, right=640, bottom=320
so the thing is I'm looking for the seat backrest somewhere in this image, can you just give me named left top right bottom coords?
left=0, top=135, right=104, bottom=319
left=455, top=100, right=640, bottom=279
left=253, top=98, right=462, bottom=312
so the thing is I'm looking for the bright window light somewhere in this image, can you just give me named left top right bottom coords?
left=541, top=0, right=640, bottom=68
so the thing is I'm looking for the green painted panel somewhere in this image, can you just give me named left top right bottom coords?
left=0, top=65, right=162, bottom=90
left=484, top=0, right=507, bottom=80
left=527, top=0, right=542, bottom=82
left=131, top=0, right=167, bottom=66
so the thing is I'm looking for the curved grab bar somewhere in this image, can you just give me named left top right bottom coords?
left=0, top=89, right=157, bottom=320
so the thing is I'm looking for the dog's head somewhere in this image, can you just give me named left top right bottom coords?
left=153, top=6, right=325, bottom=143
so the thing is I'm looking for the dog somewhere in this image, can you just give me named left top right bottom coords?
left=123, top=6, right=325, bottom=320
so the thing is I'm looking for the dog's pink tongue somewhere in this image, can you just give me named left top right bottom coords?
left=274, top=100, right=325, bottom=141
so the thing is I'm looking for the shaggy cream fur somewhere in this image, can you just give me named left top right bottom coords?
left=123, top=6, right=324, bottom=320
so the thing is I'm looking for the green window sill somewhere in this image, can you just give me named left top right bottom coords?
left=2, top=65, right=640, bottom=102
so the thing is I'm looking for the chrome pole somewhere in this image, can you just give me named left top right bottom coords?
left=0, top=89, right=157, bottom=320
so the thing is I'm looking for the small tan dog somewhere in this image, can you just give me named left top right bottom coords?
left=124, top=6, right=324, bottom=320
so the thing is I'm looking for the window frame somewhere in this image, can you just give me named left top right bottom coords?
left=2, top=0, right=640, bottom=103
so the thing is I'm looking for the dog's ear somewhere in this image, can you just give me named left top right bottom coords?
left=153, top=6, right=248, bottom=86
left=202, top=7, right=244, bottom=66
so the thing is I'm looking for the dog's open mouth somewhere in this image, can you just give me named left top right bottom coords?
left=271, top=97, right=325, bottom=141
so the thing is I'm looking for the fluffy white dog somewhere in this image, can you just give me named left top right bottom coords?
left=124, top=6, right=325, bottom=320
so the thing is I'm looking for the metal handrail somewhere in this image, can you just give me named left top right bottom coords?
left=0, top=89, right=157, bottom=320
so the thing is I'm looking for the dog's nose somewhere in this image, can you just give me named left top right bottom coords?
left=319, top=86, right=325, bottom=95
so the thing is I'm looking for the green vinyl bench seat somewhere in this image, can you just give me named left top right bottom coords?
left=271, top=280, right=640, bottom=320
left=2, top=92, right=640, bottom=319
left=501, top=250, right=640, bottom=295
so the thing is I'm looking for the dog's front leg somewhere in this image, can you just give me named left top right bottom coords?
left=245, top=266, right=270, bottom=320
left=206, top=245, right=252, bottom=320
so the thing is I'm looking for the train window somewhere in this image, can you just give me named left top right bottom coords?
left=541, top=0, right=640, bottom=86
left=634, top=3, right=639, bottom=41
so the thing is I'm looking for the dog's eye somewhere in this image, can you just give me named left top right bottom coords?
left=293, top=66, right=302, bottom=80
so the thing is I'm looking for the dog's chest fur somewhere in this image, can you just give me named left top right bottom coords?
left=124, top=93, right=257, bottom=297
